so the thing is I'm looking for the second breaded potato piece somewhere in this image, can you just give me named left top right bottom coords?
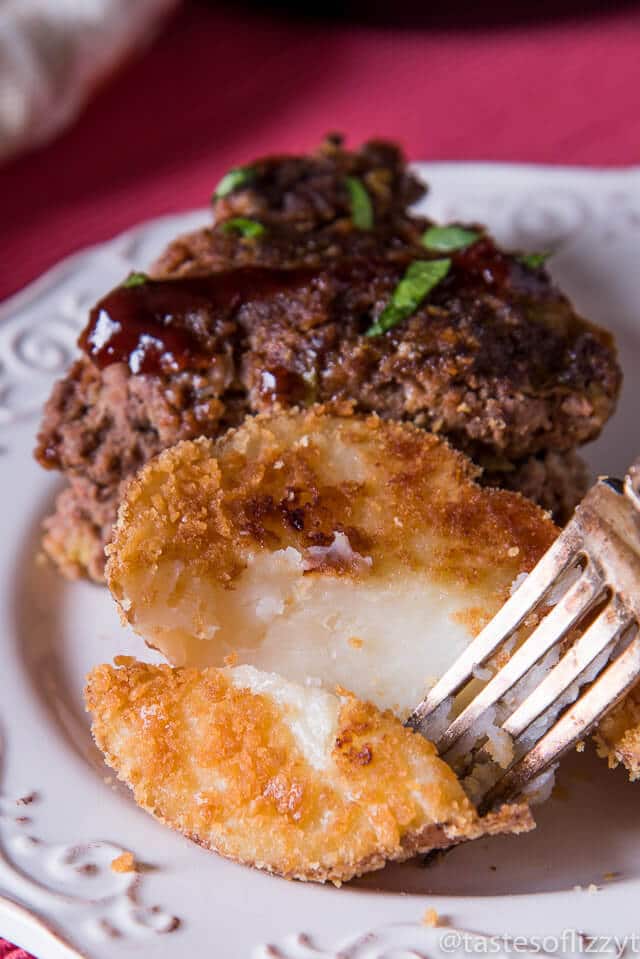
left=86, top=660, right=533, bottom=884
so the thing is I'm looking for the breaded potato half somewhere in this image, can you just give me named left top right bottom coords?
left=85, top=660, right=533, bottom=883
left=106, top=408, right=557, bottom=716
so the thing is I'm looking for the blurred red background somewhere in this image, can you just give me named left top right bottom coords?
left=1, top=0, right=639, bottom=302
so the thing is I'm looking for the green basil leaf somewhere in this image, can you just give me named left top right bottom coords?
left=122, top=272, right=148, bottom=288
left=346, top=176, right=374, bottom=230
left=221, top=217, right=266, bottom=238
left=421, top=225, right=480, bottom=252
left=213, top=165, right=255, bottom=200
left=517, top=252, right=550, bottom=269
left=365, top=259, right=451, bottom=337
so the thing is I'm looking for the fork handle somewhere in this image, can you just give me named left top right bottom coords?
left=625, top=456, right=640, bottom=512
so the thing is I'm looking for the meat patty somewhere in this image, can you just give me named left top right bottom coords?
left=155, top=135, right=428, bottom=276
left=35, top=135, right=621, bottom=580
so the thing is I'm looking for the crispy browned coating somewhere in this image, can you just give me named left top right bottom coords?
left=109, top=405, right=556, bottom=593
left=85, top=660, right=533, bottom=883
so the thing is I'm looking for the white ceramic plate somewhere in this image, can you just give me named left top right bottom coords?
left=1, top=163, right=640, bottom=959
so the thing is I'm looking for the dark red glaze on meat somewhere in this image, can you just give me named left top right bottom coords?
left=78, top=239, right=542, bottom=378
left=80, top=267, right=317, bottom=374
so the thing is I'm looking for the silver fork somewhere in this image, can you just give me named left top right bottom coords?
left=406, top=457, right=640, bottom=813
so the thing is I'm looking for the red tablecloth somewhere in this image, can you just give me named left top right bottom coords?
left=1, top=2, right=639, bottom=955
left=0, top=944, right=32, bottom=959
left=2, top=1, right=640, bottom=303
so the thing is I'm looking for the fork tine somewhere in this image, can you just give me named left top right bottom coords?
left=481, top=626, right=640, bottom=812
left=435, top=562, right=604, bottom=755
left=503, top=597, right=632, bottom=740
left=406, top=529, right=582, bottom=736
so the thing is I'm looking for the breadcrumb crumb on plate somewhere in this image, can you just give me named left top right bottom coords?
left=422, top=907, right=440, bottom=927
left=85, top=661, right=533, bottom=884
left=110, top=851, right=136, bottom=873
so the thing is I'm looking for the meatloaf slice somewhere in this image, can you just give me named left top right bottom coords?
left=35, top=136, right=621, bottom=581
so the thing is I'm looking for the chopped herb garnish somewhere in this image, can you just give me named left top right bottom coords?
left=421, top=225, right=480, bottom=252
left=213, top=165, right=254, bottom=200
left=122, top=272, right=148, bottom=288
left=517, top=252, right=550, bottom=269
left=221, top=217, right=266, bottom=238
left=345, top=176, right=374, bottom=230
left=365, top=258, right=451, bottom=337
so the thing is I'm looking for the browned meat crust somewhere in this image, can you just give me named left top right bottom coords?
left=156, top=136, right=427, bottom=277
left=38, top=357, right=247, bottom=579
left=35, top=135, right=621, bottom=580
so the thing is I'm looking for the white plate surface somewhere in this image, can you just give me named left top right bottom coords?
left=1, top=163, right=640, bottom=958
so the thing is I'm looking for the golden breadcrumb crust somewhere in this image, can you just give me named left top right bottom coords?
left=86, top=661, right=533, bottom=884
left=106, top=406, right=557, bottom=645
left=594, top=688, right=640, bottom=780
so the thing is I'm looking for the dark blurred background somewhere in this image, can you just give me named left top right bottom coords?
left=230, top=0, right=639, bottom=27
